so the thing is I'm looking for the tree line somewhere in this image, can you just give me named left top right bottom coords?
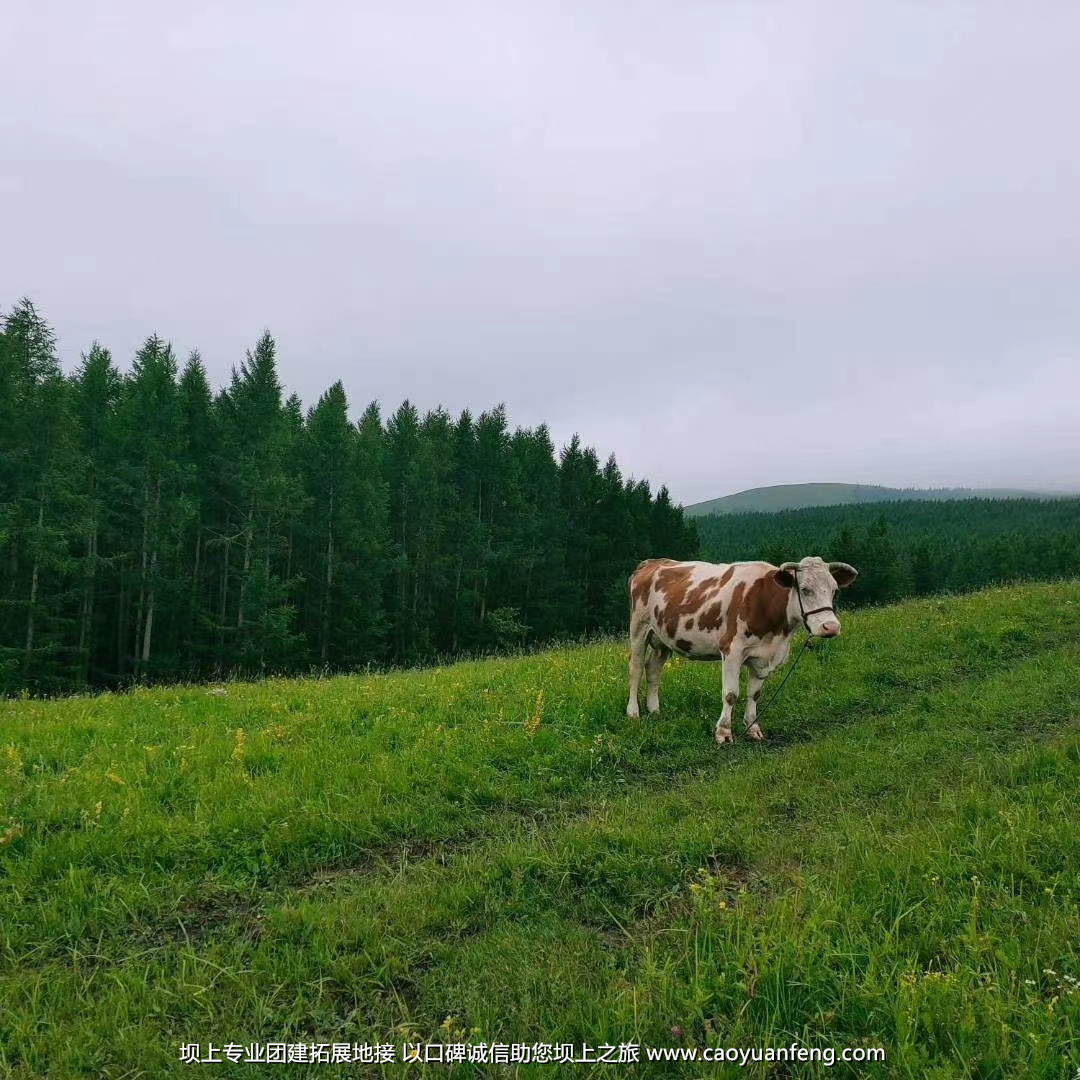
left=696, top=497, right=1080, bottom=608
left=0, top=299, right=699, bottom=695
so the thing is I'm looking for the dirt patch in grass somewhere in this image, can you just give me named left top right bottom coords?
left=291, top=837, right=467, bottom=893
left=137, top=891, right=267, bottom=949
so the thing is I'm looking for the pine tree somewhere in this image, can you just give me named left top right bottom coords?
left=446, top=410, right=483, bottom=652
left=72, top=343, right=122, bottom=685
left=349, top=401, right=391, bottom=662
left=910, top=542, right=937, bottom=596
left=508, top=424, right=565, bottom=642
left=558, top=435, right=599, bottom=635
left=214, top=333, right=304, bottom=673
left=472, top=406, right=513, bottom=640
left=114, top=336, right=190, bottom=680
left=177, top=352, right=218, bottom=675
left=384, top=400, right=424, bottom=660
left=300, top=381, right=390, bottom=668
left=0, top=301, right=81, bottom=691
left=591, top=454, right=634, bottom=629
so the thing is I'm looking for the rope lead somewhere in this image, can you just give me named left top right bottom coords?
left=748, top=635, right=815, bottom=730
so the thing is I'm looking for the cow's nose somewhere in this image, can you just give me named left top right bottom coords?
left=820, top=621, right=841, bottom=637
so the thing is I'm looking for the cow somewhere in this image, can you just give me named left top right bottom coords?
left=626, top=556, right=858, bottom=743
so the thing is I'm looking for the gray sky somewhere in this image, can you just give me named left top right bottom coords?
left=3, top=2, right=1078, bottom=504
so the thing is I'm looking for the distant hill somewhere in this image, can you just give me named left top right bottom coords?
left=684, top=482, right=1061, bottom=517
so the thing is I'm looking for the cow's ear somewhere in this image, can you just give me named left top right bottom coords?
left=829, top=562, right=858, bottom=587
left=774, top=567, right=796, bottom=589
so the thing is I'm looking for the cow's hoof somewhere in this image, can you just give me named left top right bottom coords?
left=715, top=729, right=733, bottom=745
left=626, top=705, right=640, bottom=719
left=747, top=723, right=765, bottom=741
left=646, top=701, right=660, bottom=715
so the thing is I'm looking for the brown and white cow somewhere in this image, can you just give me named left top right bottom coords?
left=626, top=556, right=858, bottom=743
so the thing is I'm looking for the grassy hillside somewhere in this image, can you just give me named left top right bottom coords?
left=3, top=583, right=1080, bottom=1077
left=684, top=483, right=1056, bottom=516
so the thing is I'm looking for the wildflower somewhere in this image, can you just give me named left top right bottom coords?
left=525, top=691, right=543, bottom=736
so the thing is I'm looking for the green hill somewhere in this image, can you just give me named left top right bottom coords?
left=684, top=482, right=1058, bottom=516
left=3, top=582, right=1080, bottom=1075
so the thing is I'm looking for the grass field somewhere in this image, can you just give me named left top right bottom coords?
left=3, top=583, right=1080, bottom=1078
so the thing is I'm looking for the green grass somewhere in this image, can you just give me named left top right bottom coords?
left=3, top=582, right=1080, bottom=1078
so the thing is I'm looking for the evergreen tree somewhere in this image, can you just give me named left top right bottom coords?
left=558, top=435, right=598, bottom=635
left=384, top=400, right=424, bottom=661
left=114, top=336, right=191, bottom=680
left=177, top=352, right=218, bottom=675
left=299, top=383, right=389, bottom=668
left=0, top=301, right=81, bottom=691
left=350, top=402, right=391, bottom=662
left=508, top=424, right=566, bottom=642
left=72, top=343, right=122, bottom=686
left=214, top=333, right=304, bottom=673
left=445, top=410, right=483, bottom=652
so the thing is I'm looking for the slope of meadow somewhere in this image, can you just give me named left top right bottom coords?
left=3, top=583, right=1080, bottom=1077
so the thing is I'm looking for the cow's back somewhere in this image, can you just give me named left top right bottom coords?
left=630, top=558, right=781, bottom=659
left=629, top=558, right=678, bottom=611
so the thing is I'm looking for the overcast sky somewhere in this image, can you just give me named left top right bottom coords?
left=3, top=3, right=1078, bottom=504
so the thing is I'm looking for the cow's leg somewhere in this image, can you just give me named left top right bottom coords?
left=645, top=641, right=669, bottom=714
left=715, top=655, right=743, bottom=744
left=626, top=621, right=649, bottom=719
left=743, top=670, right=766, bottom=740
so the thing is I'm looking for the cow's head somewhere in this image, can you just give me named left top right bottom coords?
left=774, top=556, right=858, bottom=637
